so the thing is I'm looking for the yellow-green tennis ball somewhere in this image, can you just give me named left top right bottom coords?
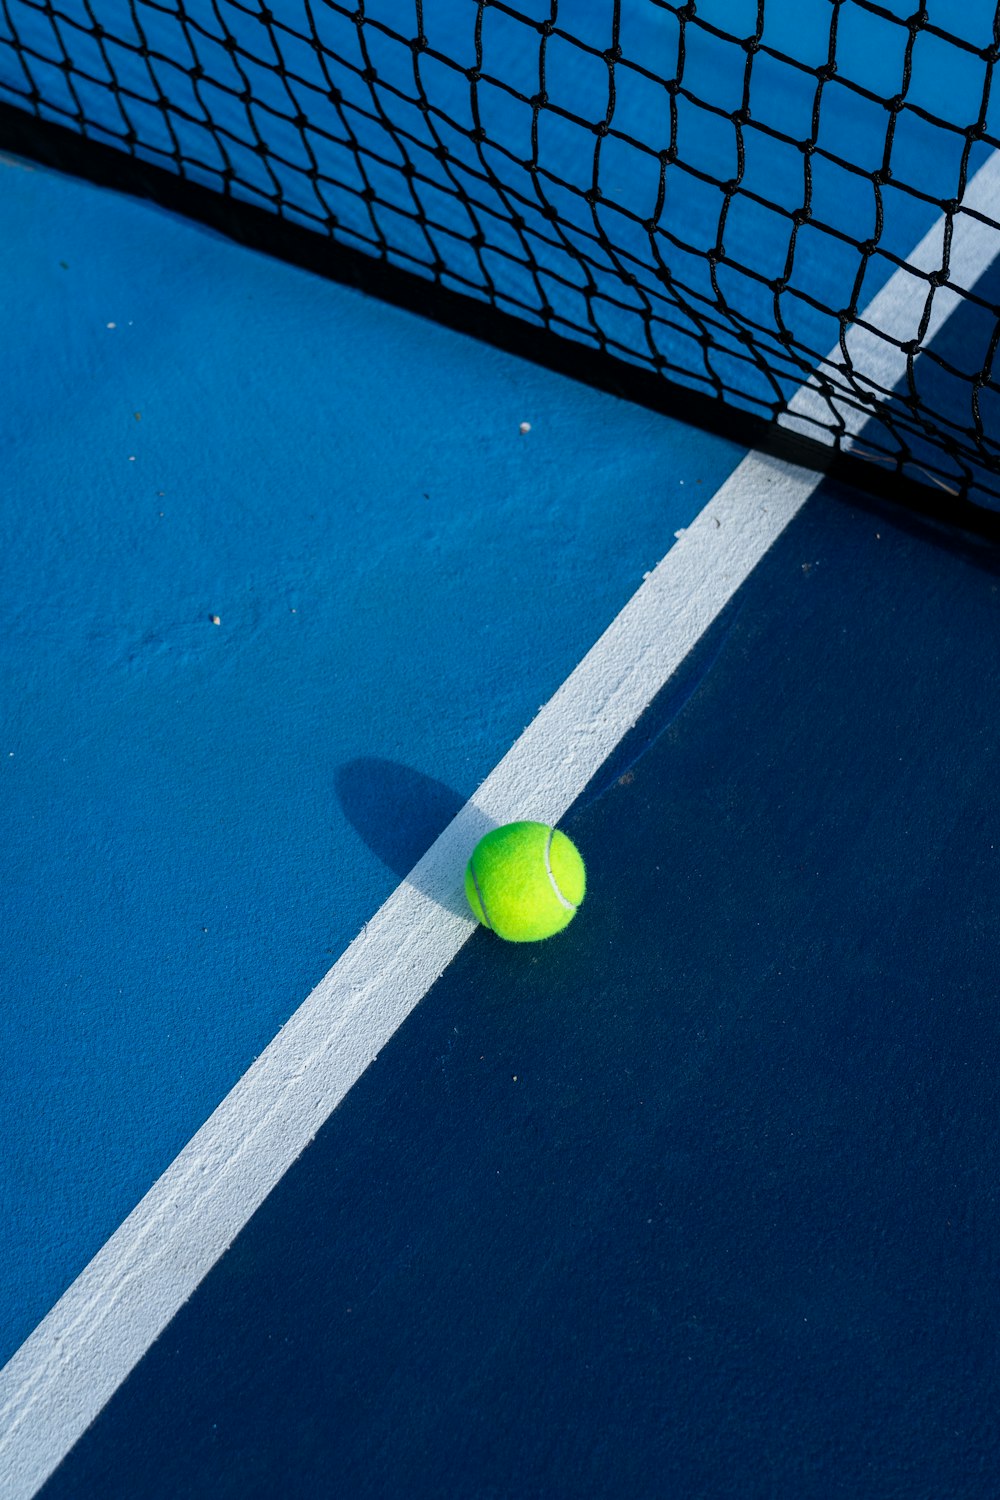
left=464, top=821, right=586, bottom=942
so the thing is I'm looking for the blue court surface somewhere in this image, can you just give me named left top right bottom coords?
left=2, top=2, right=1000, bottom=1496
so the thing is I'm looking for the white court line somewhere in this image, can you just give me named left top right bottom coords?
left=2, top=155, right=999, bottom=1500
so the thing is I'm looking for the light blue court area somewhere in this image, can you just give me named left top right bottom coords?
left=0, top=150, right=740, bottom=1363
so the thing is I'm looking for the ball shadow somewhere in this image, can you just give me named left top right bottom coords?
left=335, top=758, right=478, bottom=918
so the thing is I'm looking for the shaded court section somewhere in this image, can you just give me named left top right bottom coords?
left=40, top=481, right=1000, bottom=1499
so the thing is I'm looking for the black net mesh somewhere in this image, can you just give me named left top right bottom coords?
left=3, top=1, right=1000, bottom=518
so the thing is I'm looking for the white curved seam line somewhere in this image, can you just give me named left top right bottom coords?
left=469, top=858, right=493, bottom=930
left=544, top=825, right=576, bottom=911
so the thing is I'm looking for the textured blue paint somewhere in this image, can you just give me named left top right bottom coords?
left=38, top=484, right=1000, bottom=1500
left=0, top=152, right=736, bottom=1361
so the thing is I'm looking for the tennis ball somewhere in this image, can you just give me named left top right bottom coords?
left=464, top=821, right=586, bottom=942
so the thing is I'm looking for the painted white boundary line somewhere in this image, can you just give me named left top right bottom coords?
left=2, top=152, right=998, bottom=1500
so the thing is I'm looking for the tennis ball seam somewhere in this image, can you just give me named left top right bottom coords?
left=468, top=857, right=493, bottom=931
left=544, top=825, right=578, bottom=911
left=464, top=821, right=584, bottom=941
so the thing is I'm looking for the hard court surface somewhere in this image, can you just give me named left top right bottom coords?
left=2, top=87, right=1000, bottom=1500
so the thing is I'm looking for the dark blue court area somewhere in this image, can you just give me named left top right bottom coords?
left=39, top=484, right=1000, bottom=1500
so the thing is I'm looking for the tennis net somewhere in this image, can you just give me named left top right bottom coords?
left=3, top=1, right=1000, bottom=520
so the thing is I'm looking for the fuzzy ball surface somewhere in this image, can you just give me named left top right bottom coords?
left=464, top=821, right=586, bottom=942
